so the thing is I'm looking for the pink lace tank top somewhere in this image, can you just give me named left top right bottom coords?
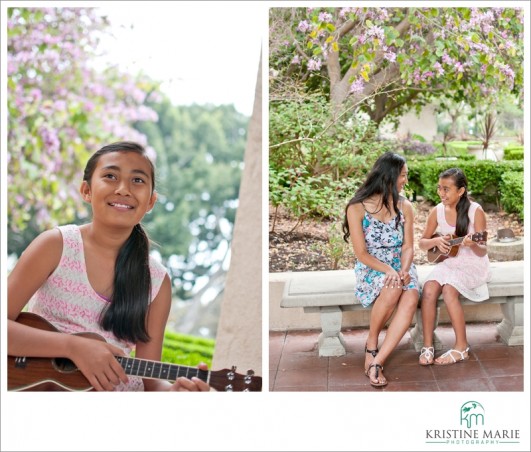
left=28, top=224, right=168, bottom=355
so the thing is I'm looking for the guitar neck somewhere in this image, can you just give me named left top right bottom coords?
left=116, top=356, right=209, bottom=383
left=448, top=236, right=466, bottom=246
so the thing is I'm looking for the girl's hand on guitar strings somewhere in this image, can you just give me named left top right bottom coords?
left=170, top=362, right=211, bottom=392
left=69, top=335, right=129, bottom=391
left=435, top=234, right=451, bottom=254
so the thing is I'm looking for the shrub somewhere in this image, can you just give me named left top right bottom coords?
left=503, top=144, right=524, bottom=160
left=269, top=96, right=391, bottom=225
left=445, top=141, right=482, bottom=153
left=161, top=330, right=215, bottom=368
left=311, top=218, right=352, bottom=270
left=393, top=138, right=436, bottom=156
left=411, top=133, right=427, bottom=142
left=500, top=171, right=524, bottom=219
left=407, top=159, right=523, bottom=208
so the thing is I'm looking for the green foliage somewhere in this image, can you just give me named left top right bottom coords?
left=310, top=220, right=352, bottom=270
left=503, top=144, right=524, bottom=160
left=500, top=171, right=524, bottom=219
left=270, top=7, right=524, bottom=125
left=408, top=159, right=523, bottom=209
left=135, top=100, right=249, bottom=299
left=445, top=141, right=482, bottom=153
left=161, top=330, right=215, bottom=368
left=411, top=134, right=427, bottom=143
left=270, top=94, right=390, bottom=222
left=7, top=8, right=159, bottom=240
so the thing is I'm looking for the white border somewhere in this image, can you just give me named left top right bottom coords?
left=2, top=1, right=530, bottom=451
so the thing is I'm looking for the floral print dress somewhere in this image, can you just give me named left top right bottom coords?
left=354, top=210, right=419, bottom=307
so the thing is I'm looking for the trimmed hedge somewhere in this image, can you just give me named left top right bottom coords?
left=161, top=330, right=215, bottom=368
left=500, top=171, right=524, bottom=219
left=407, top=159, right=523, bottom=216
left=503, top=145, right=524, bottom=160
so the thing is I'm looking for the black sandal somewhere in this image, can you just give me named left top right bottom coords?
left=364, top=344, right=378, bottom=373
left=365, top=344, right=379, bottom=358
left=366, top=363, right=388, bottom=387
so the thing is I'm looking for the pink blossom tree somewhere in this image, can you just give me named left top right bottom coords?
left=270, top=7, right=523, bottom=125
left=7, top=7, right=159, bottom=234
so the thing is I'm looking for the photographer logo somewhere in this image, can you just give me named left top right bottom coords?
left=460, top=401, right=485, bottom=428
left=425, top=400, right=520, bottom=446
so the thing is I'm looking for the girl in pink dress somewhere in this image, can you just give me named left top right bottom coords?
left=8, top=142, right=210, bottom=391
left=418, top=168, right=490, bottom=366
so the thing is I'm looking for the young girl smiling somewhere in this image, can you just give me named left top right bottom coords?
left=418, top=168, right=491, bottom=366
left=8, top=142, right=210, bottom=391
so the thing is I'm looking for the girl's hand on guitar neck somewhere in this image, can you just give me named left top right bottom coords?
left=462, top=233, right=478, bottom=247
left=170, top=362, right=211, bottom=392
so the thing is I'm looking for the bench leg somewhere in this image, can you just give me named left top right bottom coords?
left=497, top=297, right=524, bottom=346
left=317, top=306, right=346, bottom=357
left=409, top=307, right=444, bottom=352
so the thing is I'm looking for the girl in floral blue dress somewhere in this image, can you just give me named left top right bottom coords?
left=343, top=152, right=419, bottom=387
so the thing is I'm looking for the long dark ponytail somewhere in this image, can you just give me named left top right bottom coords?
left=83, top=141, right=155, bottom=343
left=342, top=152, right=406, bottom=242
left=439, top=167, right=471, bottom=237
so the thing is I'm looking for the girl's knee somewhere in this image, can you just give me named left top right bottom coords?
left=401, top=291, right=420, bottom=314
left=421, top=282, right=441, bottom=304
left=441, top=285, right=460, bottom=304
left=377, top=288, right=402, bottom=308
left=441, top=284, right=459, bottom=298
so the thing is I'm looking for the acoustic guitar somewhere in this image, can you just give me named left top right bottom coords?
left=427, top=231, right=488, bottom=264
left=8, top=312, right=262, bottom=392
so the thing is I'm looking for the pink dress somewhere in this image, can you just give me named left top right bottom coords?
left=28, top=224, right=168, bottom=391
left=425, top=202, right=491, bottom=301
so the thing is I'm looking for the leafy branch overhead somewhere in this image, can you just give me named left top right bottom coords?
left=270, top=7, right=523, bottom=125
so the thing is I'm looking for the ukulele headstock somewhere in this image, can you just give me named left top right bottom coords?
left=471, top=231, right=488, bottom=244
left=209, top=366, right=262, bottom=392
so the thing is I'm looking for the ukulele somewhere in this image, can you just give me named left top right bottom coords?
left=8, top=312, right=262, bottom=392
left=427, top=231, right=488, bottom=264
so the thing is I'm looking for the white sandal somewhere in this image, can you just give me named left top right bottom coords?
left=419, top=346, right=434, bottom=366
left=434, top=347, right=470, bottom=366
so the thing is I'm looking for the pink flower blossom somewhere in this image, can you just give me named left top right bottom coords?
left=413, top=68, right=421, bottom=85
left=339, top=7, right=354, bottom=18
left=318, top=12, right=333, bottom=23
left=442, top=53, right=454, bottom=65
left=433, top=62, right=445, bottom=75
left=384, top=51, right=396, bottom=62
left=40, top=127, right=60, bottom=153
left=349, top=77, right=365, bottom=94
left=366, top=25, right=385, bottom=41
left=307, top=58, right=322, bottom=71
left=297, top=20, right=310, bottom=33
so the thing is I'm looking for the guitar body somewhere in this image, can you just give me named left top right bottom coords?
left=426, top=231, right=488, bottom=264
left=8, top=313, right=105, bottom=391
left=427, top=233, right=460, bottom=264
left=8, top=312, right=262, bottom=392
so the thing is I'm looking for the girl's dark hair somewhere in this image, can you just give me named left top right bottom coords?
left=83, top=141, right=155, bottom=343
left=342, top=152, right=406, bottom=242
left=439, top=167, right=471, bottom=237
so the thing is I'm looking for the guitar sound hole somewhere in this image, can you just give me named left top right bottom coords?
left=52, top=357, right=78, bottom=373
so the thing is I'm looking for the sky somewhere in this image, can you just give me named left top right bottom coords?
left=95, top=1, right=264, bottom=116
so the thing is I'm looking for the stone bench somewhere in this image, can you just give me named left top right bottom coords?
left=280, top=261, right=524, bottom=357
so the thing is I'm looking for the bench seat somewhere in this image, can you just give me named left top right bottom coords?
left=280, top=261, right=524, bottom=357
